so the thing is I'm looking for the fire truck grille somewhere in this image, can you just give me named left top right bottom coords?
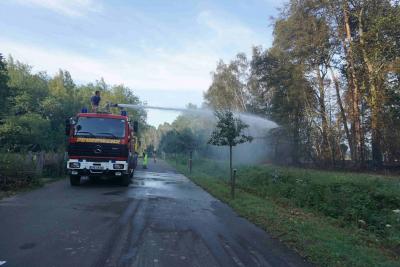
left=68, top=143, right=128, bottom=158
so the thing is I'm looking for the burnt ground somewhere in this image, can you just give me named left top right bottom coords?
left=0, top=160, right=311, bottom=267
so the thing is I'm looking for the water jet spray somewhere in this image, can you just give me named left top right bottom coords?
left=114, top=103, right=279, bottom=164
left=113, top=103, right=278, bottom=133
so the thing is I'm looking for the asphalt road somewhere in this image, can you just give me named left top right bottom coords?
left=0, top=160, right=311, bottom=267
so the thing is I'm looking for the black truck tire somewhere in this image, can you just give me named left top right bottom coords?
left=70, top=175, right=80, bottom=186
left=120, top=174, right=130, bottom=186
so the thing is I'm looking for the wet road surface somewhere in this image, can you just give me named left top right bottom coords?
left=0, top=160, right=310, bottom=267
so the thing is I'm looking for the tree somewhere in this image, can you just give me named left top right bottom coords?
left=249, top=47, right=314, bottom=165
left=0, top=113, right=51, bottom=151
left=159, top=128, right=197, bottom=155
left=245, top=0, right=400, bottom=169
left=272, top=0, right=338, bottom=165
left=204, top=54, right=249, bottom=111
left=159, top=130, right=180, bottom=155
left=355, top=0, right=400, bottom=167
left=0, top=56, right=147, bottom=152
left=0, top=54, right=10, bottom=116
left=208, top=110, right=253, bottom=198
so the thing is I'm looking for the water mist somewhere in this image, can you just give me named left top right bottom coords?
left=117, top=103, right=279, bottom=164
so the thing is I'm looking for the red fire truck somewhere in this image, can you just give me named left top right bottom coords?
left=65, top=109, right=138, bottom=186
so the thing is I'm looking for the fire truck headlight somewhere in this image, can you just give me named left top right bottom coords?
left=69, top=162, right=80, bottom=168
left=113, top=164, right=124, bottom=170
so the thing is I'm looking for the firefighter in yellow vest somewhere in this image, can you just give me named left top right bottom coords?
left=142, top=152, right=148, bottom=169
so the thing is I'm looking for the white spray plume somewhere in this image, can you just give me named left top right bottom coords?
left=117, top=103, right=279, bottom=163
left=116, top=103, right=278, bottom=132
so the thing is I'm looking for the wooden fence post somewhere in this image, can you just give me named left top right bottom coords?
left=189, top=151, right=193, bottom=174
left=232, top=169, right=237, bottom=199
left=35, top=151, right=44, bottom=177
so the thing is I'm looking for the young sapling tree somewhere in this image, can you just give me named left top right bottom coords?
left=208, top=110, right=253, bottom=198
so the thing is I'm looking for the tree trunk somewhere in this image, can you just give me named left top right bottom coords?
left=329, top=66, right=353, bottom=159
left=343, top=3, right=363, bottom=166
left=292, top=117, right=300, bottom=166
left=316, top=68, right=333, bottom=166
left=358, top=7, right=383, bottom=168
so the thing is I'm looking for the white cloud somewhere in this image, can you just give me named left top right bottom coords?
left=196, top=10, right=269, bottom=55
left=0, top=38, right=213, bottom=92
left=197, top=11, right=255, bottom=40
left=0, top=10, right=270, bottom=93
left=10, top=0, right=102, bottom=17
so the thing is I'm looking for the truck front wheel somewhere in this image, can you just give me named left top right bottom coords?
left=70, top=175, right=80, bottom=186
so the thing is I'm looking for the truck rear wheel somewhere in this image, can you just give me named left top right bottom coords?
left=70, top=175, right=80, bottom=186
left=120, top=175, right=130, bottom=186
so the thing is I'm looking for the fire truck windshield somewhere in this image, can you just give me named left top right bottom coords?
left=74, top=117, right=126, bottom=138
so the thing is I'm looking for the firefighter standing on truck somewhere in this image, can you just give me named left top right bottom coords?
left=91, top=90, right=101, bottom=112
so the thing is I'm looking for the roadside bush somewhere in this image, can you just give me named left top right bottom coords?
left=42, top=151, right=65, bottom=177
left=236, top=165, right=400, bottom=244
left=0, top=153, right=38, bottom=191
left=0, top=114, right=52, bottom=151
left=0, top=152, right=65, bottom=191
left=0, top=152, right=37, bottom=175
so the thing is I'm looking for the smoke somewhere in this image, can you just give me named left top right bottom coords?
left=117, top=103, right=278, bottom=164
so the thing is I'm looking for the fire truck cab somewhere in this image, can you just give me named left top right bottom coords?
left=65, top=110, right=138, bottom=186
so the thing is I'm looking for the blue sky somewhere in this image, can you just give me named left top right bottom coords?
left=0, top=0, right=281, bottom=126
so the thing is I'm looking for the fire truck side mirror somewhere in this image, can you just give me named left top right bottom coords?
left=133, top=121, right=139, bottom=133
left=65, top=119, right=71, bottom=136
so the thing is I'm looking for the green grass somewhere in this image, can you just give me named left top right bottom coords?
left=168, top=156, right=400, bottom=267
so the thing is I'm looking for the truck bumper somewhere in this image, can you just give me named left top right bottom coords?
left=67, top=159, right=129, bottom=176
